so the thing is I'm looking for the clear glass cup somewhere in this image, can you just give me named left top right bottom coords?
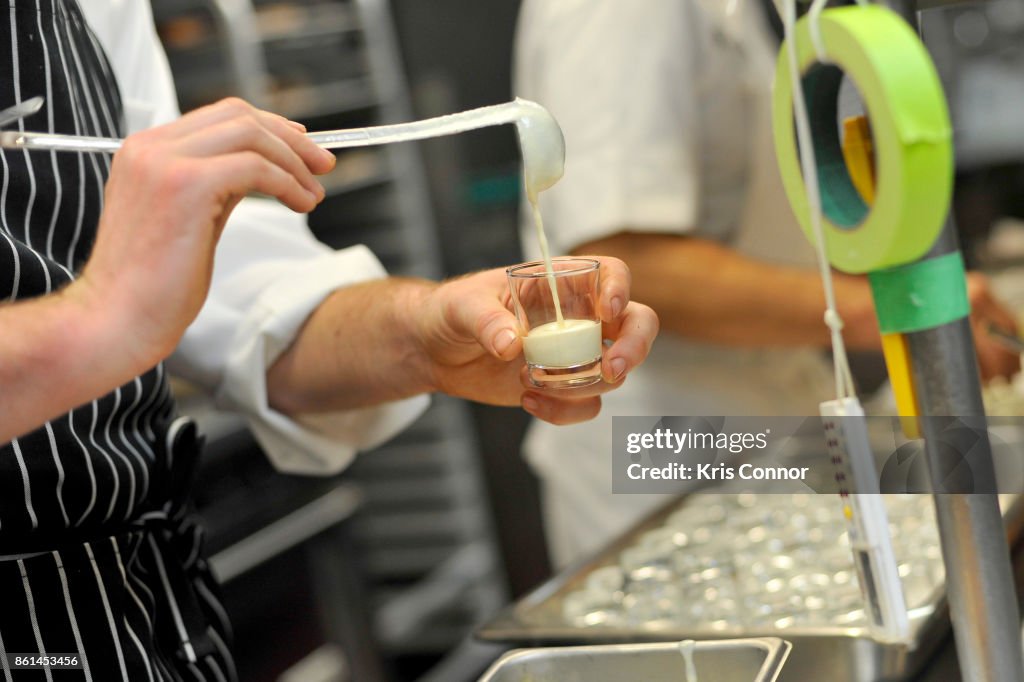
left=507, top=257, right=603, bottom=388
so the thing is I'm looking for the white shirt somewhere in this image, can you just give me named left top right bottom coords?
left=80, top=0, right=429, bottom=475
left=515, top=0, right=834, bottom=564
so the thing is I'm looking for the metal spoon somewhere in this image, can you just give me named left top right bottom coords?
left=0, top=97, right=560, bottom=163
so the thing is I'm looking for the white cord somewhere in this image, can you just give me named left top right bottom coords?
left=809, top=0, right=871, bottom=61
left=808, top=0, right=830, bottom=62
left=782, top=0, right=857, bottom=400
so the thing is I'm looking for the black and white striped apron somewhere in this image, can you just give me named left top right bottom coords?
left=0, top=2, right=235, bottom=680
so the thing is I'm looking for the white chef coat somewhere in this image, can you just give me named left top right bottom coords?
left=515, top=0, right=835, bottom=566
left=79, top=0, right=429, bottom=476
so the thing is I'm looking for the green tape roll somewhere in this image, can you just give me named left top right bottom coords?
left=868, top=252, right=969, bottom=334
left=772, top=6, right=954, bottom=274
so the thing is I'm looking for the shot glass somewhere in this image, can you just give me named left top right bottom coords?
left=507, top=257, right=603, bottom=388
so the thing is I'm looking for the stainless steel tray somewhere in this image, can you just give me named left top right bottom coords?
left=478, top=638, right=791, bottom=682
left=478, top=494, right=1024, bottom=682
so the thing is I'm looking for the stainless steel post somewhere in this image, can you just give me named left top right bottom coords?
left=878, top=4, right=1024, bottom=679
left=907, top=305, right=1023, bottom=681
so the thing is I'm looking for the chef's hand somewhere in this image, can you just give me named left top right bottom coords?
left=967, top=273, right=1021, bottom=382
left=71, top=97, right=335, bottom=369
left=414, top=256, right=658, bottom=424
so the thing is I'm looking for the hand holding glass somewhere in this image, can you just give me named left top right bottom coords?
left=507, top=258, right=603, bottom=388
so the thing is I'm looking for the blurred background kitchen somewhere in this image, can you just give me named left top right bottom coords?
left=152, top=0, right=1024, bottom=680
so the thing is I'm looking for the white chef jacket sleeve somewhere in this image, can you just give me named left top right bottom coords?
left=514, top=0, right=700, bottom=255
left=81, top=0, right=429, bottom=475
left=168, top=204, right=430, bottom=476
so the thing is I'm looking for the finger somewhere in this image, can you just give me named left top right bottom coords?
left=177, top=118, right=326, bottom=200
left=601, top=302, right=659, bottom=382
left=589, top=255, right=631, bottom=321
left=978, top=345, right=1019, bottom=382
left=999, top=354, right=1021, bottom=380
left=252, top=110, right=336, bottom=176
left=967, top=274, right=1018, bottom=332
left=154, top=98, right=291, bottom=139
left=977, top=296, right=1019, bottom=335
left=261, top=111, right=307, bottom=134
left=975, top=323, right=1021, bottom=381
left=522, top=391, right=602, bottom=425
left=210, top=151, right=319, bottom=213
left=154, top=98, right=334, bottom=175
left=442, top=274, right=523, bottom=361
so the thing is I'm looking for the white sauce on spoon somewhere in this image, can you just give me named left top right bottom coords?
left=368, top=98, right=570, bottom=334
left=512, top=98, right=567, bottom=325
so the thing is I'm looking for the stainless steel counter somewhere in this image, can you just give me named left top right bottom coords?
left=478, top=493, right=1024, bottom=682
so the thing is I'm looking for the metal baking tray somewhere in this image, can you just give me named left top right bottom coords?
left=478, top=638, right=791, bottom=682
left=478, top=494, right=1024, bottom=682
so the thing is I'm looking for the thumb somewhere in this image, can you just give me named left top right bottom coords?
left=443, top=284, right=522, bottom=361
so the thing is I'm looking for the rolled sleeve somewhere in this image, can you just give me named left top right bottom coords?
left=169, top=199, right=429, bottom=475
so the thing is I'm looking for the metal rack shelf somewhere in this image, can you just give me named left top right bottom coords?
left=267, top=76, right=378, bottom=119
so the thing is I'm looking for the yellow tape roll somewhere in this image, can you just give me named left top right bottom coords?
left=841, top=115, right=876, bottom=204
left=772, top=6, right=953, bottom=274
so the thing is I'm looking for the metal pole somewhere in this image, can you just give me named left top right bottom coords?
left=884, top=3, right=1024, bottom=679
left=907, top=301, right=1023, bottom=681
